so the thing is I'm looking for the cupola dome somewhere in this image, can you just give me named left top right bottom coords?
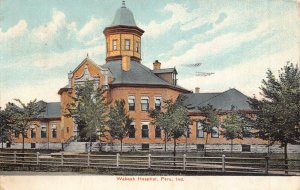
left=111, top=1, right=137, bottom=27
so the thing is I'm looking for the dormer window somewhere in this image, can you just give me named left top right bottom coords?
left=125, top=39, right=130, bottom=50
left=112, top=40, right=117, bottom=50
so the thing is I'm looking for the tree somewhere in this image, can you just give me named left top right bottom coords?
left=7, top=99, right=44, bottom=153
left=222, top=111, right=244, bottom=154
left=67, top=80, right=108, bottom=152
left=198, top=104, right=220, bottom=155
left=0, top=106, right=13, bottom=150
left=107, top=99, right=133, bottom=153
left=250, top=63, right=300, bottom=172
left=149, top=99, right=190, bottom=158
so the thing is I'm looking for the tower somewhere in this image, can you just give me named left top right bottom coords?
left=103, top=1, right=144, bottom=70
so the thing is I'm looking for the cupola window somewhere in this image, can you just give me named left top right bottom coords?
left=125, top=39, right=130, bottom=50
left=135, top=41, right=139, bottom=52
left=112, top=40, right=117, bottom=50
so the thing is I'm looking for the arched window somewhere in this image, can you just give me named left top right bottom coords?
left=41, top=124, right=47, bottom=138
left=155, top=126, right=161, bottom=138
left=196, top=122, right=204, bottom=138
left=141, top=96, right=149, bottom=111
left=154, top=96, right=162, bottom=111
left=211, top=126, right=219, bottom=138
left=128, top=96, right=135, bottom=111
left=141, top=124, right=149, bottom=138
left=129, top=123, right=135, bottom=138
left=30, top=125, right=36, bottom=138
left=51, top=124, right=57, bottom=138
left=186, top=126, right=190, bottom=138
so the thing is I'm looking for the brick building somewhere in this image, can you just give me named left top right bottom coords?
left=11, top=2, right=300, bottom=153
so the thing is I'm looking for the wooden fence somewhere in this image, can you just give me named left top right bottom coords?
left=0, top=152, right=299, bottom=175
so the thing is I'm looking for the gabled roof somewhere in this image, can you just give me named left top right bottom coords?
left=180, top=88, right=252, bottom=112
left=37, top=101, right=61, bottom=119
left=103, top=59, right=190, bottom=92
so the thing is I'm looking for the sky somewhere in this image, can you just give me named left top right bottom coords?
left=0, top=0, right=299, bottom=107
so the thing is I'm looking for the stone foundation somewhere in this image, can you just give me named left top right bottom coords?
left=2, top=142, right=300, bottom=154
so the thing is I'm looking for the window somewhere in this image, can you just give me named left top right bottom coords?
left=196, top=122, right=204, bottom=138
left=211, top=126, right=219, bottom=138
left=125, top=39, right=130, bottom=50
left=6, top=142, right=11, bottom=148
left=135, top=41, right=139, bottom=52
left=67, top=127, right=69, bottom=133
left=141, top=143, right=149, bottom=150
left=31, top=143, right=36, bottom=149
left=243, top=126, right=252, bottom=138
left=141, top=96, right=149, bottom=111
left=112, top=40, right=117, bottom=50
left=197, top=144, right=204, bottom=151
left=141, top=124, right=149, bottom=138
left=30, top=127, right=36, bottom=138
left=41, top=125, right=47, bottom=138
left=155, top=126, right=161, bottom=138
left=128, top=96, right=135, bottom=111
left=242, top=144, right=251, bottom=152
left=186, top=126, right=190, bottom=138
left=14, top=131, right=19, bottom=138
left=52, top=124, right=57, bottom=138
left=154, top=97, right=162, bottom=111
left=129, top=123, right=135, bottom=138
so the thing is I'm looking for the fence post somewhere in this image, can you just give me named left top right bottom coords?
left=87, top=152, right=90, bottom=167
left=148, top=154, right=151, bottom=169
left=116, top=153, right=120, bottom=168
left=183, top=154, right=186, bottom=170
left=222, top=154, right=226, bottom=173
left=36, top=152, right=40, bottom=165
left=265, top=156, right=269, bottom=175
left=61, top=152, right=64, bottom=166
left=13, top=151, right=17, bottom=164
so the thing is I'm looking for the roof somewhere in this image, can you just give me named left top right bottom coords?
left=179, top=88, right=252, bottom=112
left=103, top=59, right=190, bottom=92
left=152, top=68, right=177, bottom=74
left=111, top=3, right=137, bottom=27
left=37, top=101, right=61, bottom=119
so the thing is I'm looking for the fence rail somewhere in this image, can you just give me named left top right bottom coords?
left=0, top=151, right=299, bottom=175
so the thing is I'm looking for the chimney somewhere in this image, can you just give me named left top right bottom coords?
left=195, top=87, right=200, bottom=93
left=122, top=56, right=131, bottom=71
left=153, top=60, right=161, bottom=70
left=68, top=71, right=73, bottom=87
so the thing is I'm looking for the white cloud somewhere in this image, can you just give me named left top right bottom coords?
left=32, top=45, right=105, bottom=69
left=0, top=76, right=67, bottom=107
left=33, top=10, right=69, bottom=42
left=78, top=17, right=103, bottom=39
left=164, top=21, right=271, bottom=68
left=179, top=47, right=299, bottom=97
left=0, top=46, right=106, bottom=107
left=0, top=20, right=28, bottom=42
left=140, top=3, right=190, bottom=38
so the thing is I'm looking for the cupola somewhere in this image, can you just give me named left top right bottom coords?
left=103, top=1, right=144, bottom=62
